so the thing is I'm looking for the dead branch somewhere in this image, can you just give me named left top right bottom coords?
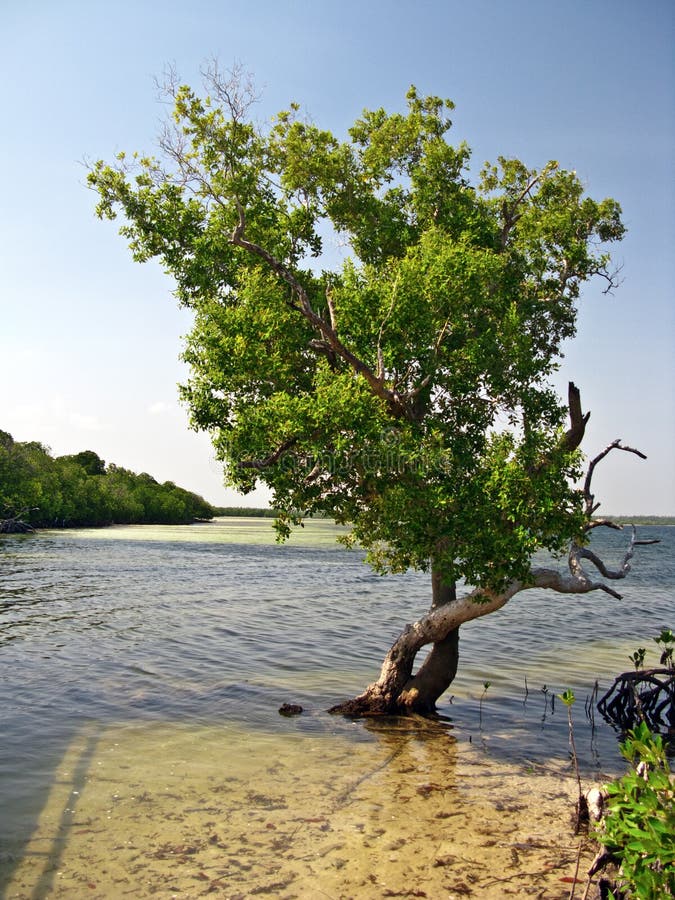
left=0, top=507, right=37, bottom=533
left=200, top=58, right=260, bottom=122
left=529, top=381, right=589, bottom=478
left=585, top=519, right=623, bottom=532
left=563, top=382, right=591, bottom=454
left=560, top=440, right=658, bottom=597
left=572, top=525, right=639, bottom=581
left=583, top=440, right=647, bottom=520
left=575, top=527, right=659, bottom=575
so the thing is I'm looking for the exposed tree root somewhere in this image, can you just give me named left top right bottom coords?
left=0, top=516, right=35, bottom=533
left=597, top=668, right=674, bottom=735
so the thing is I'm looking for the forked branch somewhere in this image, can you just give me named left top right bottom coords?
left=583, top=439, right=647, bottom=519
left=237, top=436, right=300, bottom=471
left=568, top=527, right=658, bottom=600
left=565, top=437, right=658, bottom=598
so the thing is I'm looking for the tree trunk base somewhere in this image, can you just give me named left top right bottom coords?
left=329, top=625, right=460, bottom=718
left=328, top=692, right=450, bottom=718
left=328, top=686, right=399, bottom=717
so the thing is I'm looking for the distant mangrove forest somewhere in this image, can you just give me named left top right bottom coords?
left=0, top=430, right=217, bottom=528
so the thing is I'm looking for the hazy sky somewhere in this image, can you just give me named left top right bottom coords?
left=2, top=0, right=673, bottom=513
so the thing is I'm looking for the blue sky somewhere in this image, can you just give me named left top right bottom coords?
left=2, top=0, right=673, bottom=513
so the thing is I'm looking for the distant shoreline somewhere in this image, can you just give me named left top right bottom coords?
left=606, top=515, right=675, bottom=526
left=213, top=508, right=675, bottom=526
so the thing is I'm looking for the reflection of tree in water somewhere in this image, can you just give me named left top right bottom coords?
left=340, top=716, right=460, bottom=810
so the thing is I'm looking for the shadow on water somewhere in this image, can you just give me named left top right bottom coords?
left=21, top=733, right=100, bottom=900
left=0, top=709, right=599, bottom=899
left=0, top=709, right=452, bottom=894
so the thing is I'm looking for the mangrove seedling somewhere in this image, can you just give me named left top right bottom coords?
left=629, top=648, right=646, bottom=671
left=479, top=680, right=491, bottom=729
left=654, top=628, right=674, bottom=670
left=559, top=689, right=588, bottom=833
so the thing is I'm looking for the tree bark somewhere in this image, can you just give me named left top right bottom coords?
left=397, top=571, right=459, bottom=713
left=329, top=569, right=461, bottom=716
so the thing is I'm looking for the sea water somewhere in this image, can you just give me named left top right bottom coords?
left=0, top=519, right=671, bottom=897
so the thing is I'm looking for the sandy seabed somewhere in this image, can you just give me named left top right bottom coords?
left=2, top=718, right=603, bottom=899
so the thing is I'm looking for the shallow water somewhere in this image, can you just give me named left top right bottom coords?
left=2, top=718, right=597, bottom=899
left=0, top=519, right=672, bottom=897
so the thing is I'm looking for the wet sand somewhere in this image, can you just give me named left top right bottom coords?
left=2, top=718, right=601, bottom=899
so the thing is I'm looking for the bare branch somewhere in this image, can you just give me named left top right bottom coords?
left=541, top=438, right=658, bottom=596
left=583, top=439, right=647, bottom=519
left=598, top=261, right=624, bottom=296
left=574, top=528, right=638, bottom=580
left=530, top=566, right=624, bottom=599
left=200, top=58, right=260, bottom=122
left=562, top=381, right=591, bottom=453
left=567, top=525, right=659, bottom=599
left=529, top=381, right=589, bottom=478
left=154, top=62, right=180, bottom=104
left=585, top=518, right=623, bottom=532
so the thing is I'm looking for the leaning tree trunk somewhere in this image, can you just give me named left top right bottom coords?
left=328, top=425, right=657, bottom=719
left=397, top=572, right=459, bottom=713
left=327, top=560, right=623, bottom=718
left=330, top=569, right=460, bottom=716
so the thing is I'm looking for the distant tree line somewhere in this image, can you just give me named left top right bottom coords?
left=0, top=430, right=216, bottom=527
left=609, top=516, right=675, bottom=527
left=212, top=506, right=276, bottom=517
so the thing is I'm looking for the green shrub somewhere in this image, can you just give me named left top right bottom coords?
left=596, top=722, right=674, bottom=898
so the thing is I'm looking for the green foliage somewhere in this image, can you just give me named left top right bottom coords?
left=630, top=648, right=647, bottom=671
left=88, top=73, right=625, bottom=590
left=629, top=631, right=674, bottom=672
left=0, top=431, right=215, bottom=527
left=654, top=629, right=674, bottom=670
left=558, top=689, right=585, bottom=823
left=596, top=723, right=674, bottom=898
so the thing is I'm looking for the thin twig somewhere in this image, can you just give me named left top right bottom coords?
left=568, top=841, right=584, bottom=900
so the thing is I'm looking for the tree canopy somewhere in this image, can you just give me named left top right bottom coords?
left=89, top=70, right=625, bottom=589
